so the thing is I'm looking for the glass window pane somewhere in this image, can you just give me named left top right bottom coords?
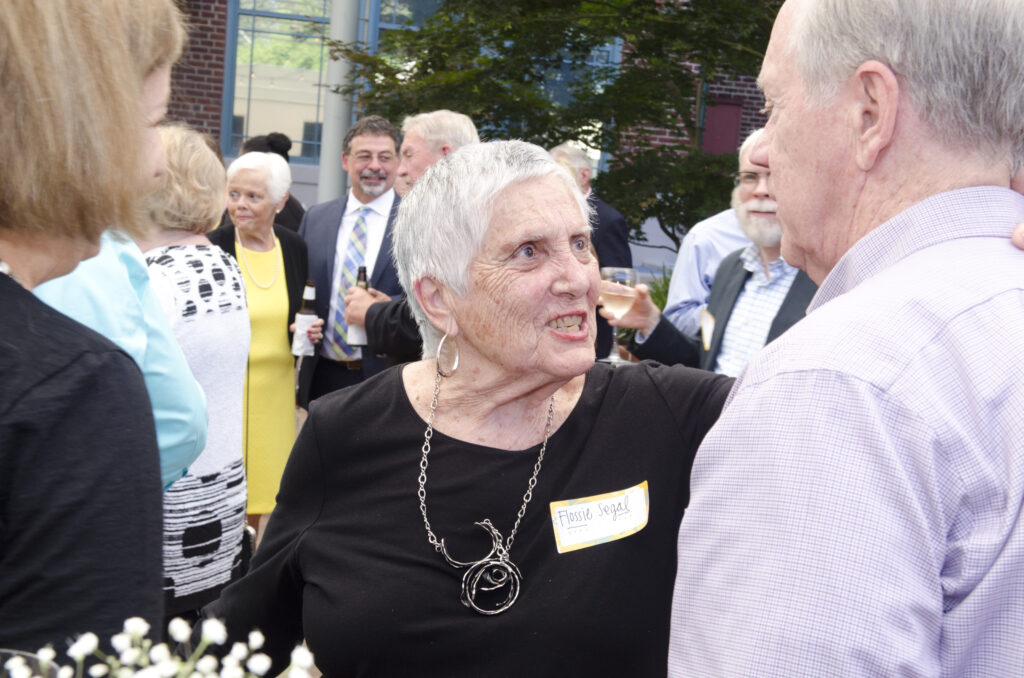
left=234, top=15, right=328, bottom=159
left=381, top=0, right=441, bottom=26
left=249, top=0, right=331, bottom=18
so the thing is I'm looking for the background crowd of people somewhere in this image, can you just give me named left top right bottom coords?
left=2, top=0, right=1024, bottom=676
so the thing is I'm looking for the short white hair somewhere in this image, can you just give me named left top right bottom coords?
left=549, top=143, right=592, bottom=174
left=393, top=140, right=592, bottom=355
left=402, top=110, right=480, bottom=154
left=790, top=0, right=1024, bottom=170
left=225, top=151, right=291, bottom=204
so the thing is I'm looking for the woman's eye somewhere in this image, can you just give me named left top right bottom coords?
left=572, top=237, right=587, bottom=251
left=518, top=244, right=536, bottom=259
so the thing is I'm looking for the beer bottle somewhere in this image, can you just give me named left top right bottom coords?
left=291, top=280, right=317, bottom=356
left=347, top=266, right=369, bottom=346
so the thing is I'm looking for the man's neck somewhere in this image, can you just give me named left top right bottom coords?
left=758, top=244, right=781, bottom=277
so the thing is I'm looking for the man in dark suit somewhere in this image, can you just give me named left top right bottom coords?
left=342, top=110, right=479, bottom=365
left=298, top=115, right=404, bottom=402
left=549, top=143, right=632, bottom=360
left=619, top=131, right=817, bottom=375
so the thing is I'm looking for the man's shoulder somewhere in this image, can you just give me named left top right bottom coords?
left=304, top=196, right=347, bottom=220
left=688, top=209, right=740, bottom=237
left=744, top=235, right=1024, bottom=391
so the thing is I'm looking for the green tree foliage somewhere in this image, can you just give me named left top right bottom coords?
left=329, top=0, right=781, bottom=248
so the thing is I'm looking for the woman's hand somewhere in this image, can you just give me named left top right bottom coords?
left=598, top=282, right=661, bottom=337
left=307, top=317, right=324, bottom=344
left=288, top=317, right=325, bottom=344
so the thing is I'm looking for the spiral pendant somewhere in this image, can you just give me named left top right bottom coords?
left=440, top=519, right=523, bottom=615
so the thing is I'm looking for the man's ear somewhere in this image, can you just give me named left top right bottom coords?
left=579, top=166, right=592, bottom=189
left=850, top=60, right=899, bottom=171
left=439, top=144, right=454, bottom=157
left=414, top=277, right=458, bottom=337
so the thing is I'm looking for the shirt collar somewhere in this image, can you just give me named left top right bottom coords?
left=740, top=243, right=796, bottom=279
left=809, top=186, right=1024, bottom=313
left=345, top=187, right=395, bottom=218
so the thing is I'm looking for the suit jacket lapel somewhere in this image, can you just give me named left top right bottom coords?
left=370, top=196, right=400, bottom=289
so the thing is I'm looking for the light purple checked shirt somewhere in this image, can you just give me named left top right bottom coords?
left=668, top=186, right=1024, bottom=677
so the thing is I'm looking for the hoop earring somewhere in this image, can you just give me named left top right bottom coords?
left=435, top=332, right=459, bottom=378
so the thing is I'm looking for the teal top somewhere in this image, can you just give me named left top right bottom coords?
left=36, top=231, right=207, bottom=489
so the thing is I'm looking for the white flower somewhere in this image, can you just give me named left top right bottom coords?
left=289, top=646, right=314, bottom=670
left=200, top=619, right=227, bottom=646
left=229, top=643, right=248, bottom=661
left=123, top=618, right=151, bottom=639
left=247, top=630, right=264, bottom=651
left=67, top=633, right=99, bottom=660
left=7, top=662, right=31, bottom=678
left=119, top=647, right=141, bottom=667
left=134, top=666, right=160, bottom=678
left=220, top=655, right=239, bottom=669
left=245, top=653, right=272, bottom=676
left=149, top=644, right=171, bottom=664
left=110, top=633, right=132, bottom=654
left=287, top=667, right=310, bottom=678
left=156, top=659, right=179, bottom=678
left=88, top=664, right=110, bottom=677
left=57, top=666, right=74, bottom=678
left=4, top=656, right=26, bottom=671
left=219, top=665, right=244, bottom=678
left=115, top=668, right=135, bottom=678
left=36, top=647, right=57, bottom=664
left=194, top=656, right=218, bottom=674
left=189, top=672, right=204, bottom=678
left=167, top=618, right=192, bottom=644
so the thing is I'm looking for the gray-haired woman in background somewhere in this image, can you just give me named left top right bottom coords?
left=139, top=123, right=251, bottom=626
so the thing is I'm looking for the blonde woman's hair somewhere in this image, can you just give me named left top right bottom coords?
left=0, top=0, right=185, bottom=242
left=148, top=123, right=226, bottom=234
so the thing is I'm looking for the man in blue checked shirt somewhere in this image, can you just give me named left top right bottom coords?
left=669, top=0, right=1024, bottom=676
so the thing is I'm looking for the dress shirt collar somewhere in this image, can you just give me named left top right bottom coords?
left=809, top=186, right=1024, bottom=313
left=344, top=187, right=395, bottom=219
left=739, top=243, right=796, bottom=284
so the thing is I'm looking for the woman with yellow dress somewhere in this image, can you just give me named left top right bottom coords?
left=208, top=152, right=320, bottom=531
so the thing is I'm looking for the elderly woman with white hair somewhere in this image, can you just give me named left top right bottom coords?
left=206, top=140, right=733, bottom=676
left=208, top=151, right=317, bottom=530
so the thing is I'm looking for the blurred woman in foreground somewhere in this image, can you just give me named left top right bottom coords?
left=139, top=124, right=251, bottom=625
left=0, top=0, right=183, bottom=652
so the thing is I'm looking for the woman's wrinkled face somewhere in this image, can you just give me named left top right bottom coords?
left=449, top=174, right=599, bottom=382
left=226, top=169, right=278, bottom=237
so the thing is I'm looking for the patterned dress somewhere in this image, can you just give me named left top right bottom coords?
left=146, top=244, right=250, bottom=614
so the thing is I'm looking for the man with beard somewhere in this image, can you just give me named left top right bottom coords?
left=299, top=115, right=404, bottom=401
left=614, top=129, right=816, bottom=376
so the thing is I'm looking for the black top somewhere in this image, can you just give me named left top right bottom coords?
left=365, top=295, right=423, bottom=363
left=207, top=361, right=732, bottom=677
left=0, top=275, right=163, bottom=653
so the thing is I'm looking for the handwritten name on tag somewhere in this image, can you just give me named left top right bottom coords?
left=549, top=481, right=649, bottom=554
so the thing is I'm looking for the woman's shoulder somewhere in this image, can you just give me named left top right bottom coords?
left=588, top=360, right=733, bottom=419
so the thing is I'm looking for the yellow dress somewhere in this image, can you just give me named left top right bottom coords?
left=238, top=239, right=295, bottom=514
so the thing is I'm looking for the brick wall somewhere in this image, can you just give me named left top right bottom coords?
left=707, top=74, right=768, bottom=141
left=168, top=0, right=229, bottom=143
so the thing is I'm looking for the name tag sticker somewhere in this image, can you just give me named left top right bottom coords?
left=549, top=481, right=649, bottom=554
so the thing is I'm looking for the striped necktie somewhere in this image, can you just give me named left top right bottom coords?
left=325, top=206, right=369, bottom=359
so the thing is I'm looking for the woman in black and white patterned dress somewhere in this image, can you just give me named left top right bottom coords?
left=138, top=123, right=251, bottom=625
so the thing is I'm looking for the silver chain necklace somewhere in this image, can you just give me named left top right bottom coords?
left=418, top=369, right=556, bottom=615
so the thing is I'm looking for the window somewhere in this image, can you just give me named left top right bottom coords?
left=228, top=0, right=332, bottom=161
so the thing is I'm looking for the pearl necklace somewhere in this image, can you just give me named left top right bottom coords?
left=235, top=228, right=278, bottom=290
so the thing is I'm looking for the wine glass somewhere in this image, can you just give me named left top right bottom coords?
left=599, top=267, right=637, bottom=364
